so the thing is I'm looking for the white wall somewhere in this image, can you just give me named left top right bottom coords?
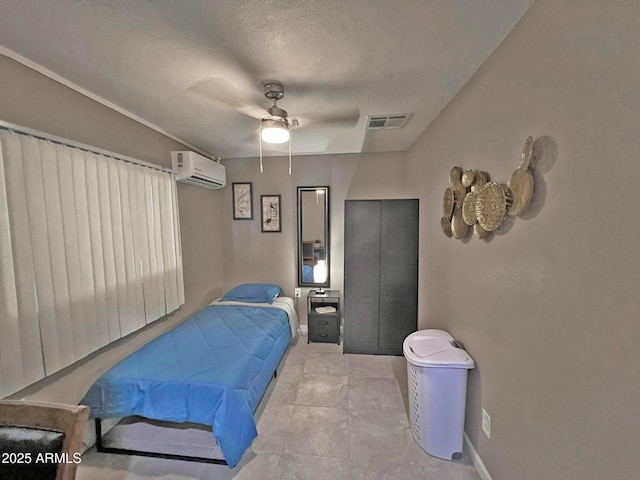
left=405, top=1, right=640, bottom=479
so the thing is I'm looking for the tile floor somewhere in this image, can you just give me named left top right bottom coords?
left=76, top=336, right=480, bottom=480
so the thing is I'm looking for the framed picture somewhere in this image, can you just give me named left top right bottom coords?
left=261, top=194, right=281, bottom=232
left=232, top=182, right=253, bottom=220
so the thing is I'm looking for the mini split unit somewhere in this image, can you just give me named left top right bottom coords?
left=171, top=151, right=226, bottom=189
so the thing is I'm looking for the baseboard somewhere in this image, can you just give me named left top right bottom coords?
left=300, top=324, right=308, bottom=335
left=464, top=432, right=493, bottom=480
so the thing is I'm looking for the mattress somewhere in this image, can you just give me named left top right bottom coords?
left=80, top=300, right=295, bottom=467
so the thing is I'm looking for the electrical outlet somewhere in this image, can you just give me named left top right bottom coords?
left=482, top=408, right=491, bottom=439
left=294, top=288, right=301, bottom=298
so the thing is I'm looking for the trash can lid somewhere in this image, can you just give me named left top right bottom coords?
left=403, top=336, right=475, bottom=369
left=406, top=329, right=454, bottom=341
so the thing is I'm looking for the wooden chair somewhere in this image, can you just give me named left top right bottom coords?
left=0, top=400, right=89, bottom=480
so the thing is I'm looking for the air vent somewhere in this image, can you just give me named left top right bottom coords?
left=365, top=113, right=412, bottom=130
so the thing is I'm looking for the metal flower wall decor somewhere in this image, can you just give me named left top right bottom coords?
left=441, top=136, right=535, bottom=240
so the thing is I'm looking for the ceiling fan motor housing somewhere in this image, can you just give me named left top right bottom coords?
left=262, top=82, right=297, bottom=128
left=264, top=82, right=284, bottom=101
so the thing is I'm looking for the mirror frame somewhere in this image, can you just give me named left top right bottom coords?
left=297, top=186, right=330, bottom=288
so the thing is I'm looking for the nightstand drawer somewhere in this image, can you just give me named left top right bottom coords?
left=308, top=315, right=339, bottom=343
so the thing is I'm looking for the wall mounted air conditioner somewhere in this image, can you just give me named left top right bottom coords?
left=171, top=151, right=226, bottom=189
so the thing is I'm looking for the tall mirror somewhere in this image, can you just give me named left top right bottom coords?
left=297, top=186, right=330, bottom=289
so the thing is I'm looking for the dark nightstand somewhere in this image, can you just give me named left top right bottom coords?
left=307, top=290, right=341, bottom=344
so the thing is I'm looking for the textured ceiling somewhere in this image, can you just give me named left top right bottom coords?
left=0, top=1, right=531, bottom=159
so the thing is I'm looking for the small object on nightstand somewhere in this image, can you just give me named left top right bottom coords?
left=313, top=260, right=327, bottom=293
left=315, top=305, right=336, bottom=314
left=307, top=290, right=340, bottom=345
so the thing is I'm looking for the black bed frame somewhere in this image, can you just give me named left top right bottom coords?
left=94, top=417, right=228, bottom=465
left=94, top=368, right=279, bottom=465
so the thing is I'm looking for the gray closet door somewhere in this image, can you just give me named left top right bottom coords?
left=378, top=200, right=419, bottom=350
left=344, top=201, right=381, bottom=353
left=344, top=199, right=418, bottom=355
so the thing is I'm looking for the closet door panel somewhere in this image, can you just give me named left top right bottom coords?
left=379, top=200, right=419, bottom=295
left=344, top=201, right=381, bottom=353
left=345, top=296, right=380, bottom=352
left=346, top=254, right=380, bottom=296
left=345, top=201, right=380, bottom=255
left=344, top=254, right=380, bottom=350
left=379, top=254, right=418, bottom=296
left=378, top=296, right=417, bottom=351
left=380, top=200, right=419, bottom=259
left=378, top=200, right=419, bottom=352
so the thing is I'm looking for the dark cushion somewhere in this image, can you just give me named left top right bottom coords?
left=0, top=426, right=64, bottom=479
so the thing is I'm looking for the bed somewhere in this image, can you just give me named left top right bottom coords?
left=80, top=284, right=298, bottom=468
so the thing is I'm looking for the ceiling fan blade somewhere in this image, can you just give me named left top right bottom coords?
left=231, top=128, right=261, bottom=145
left=294, top=107, right=361, bottom=128
left=237, top=104, right=269, bottom=120
left=187, top=76, right=262, bottom=110
left=283, top=79, right=362, bottom=101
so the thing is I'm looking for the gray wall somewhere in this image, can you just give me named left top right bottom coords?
left=0, top=54, right=225, bottom=404
left=405, top=1, right=640, bottom=479
left=221, top=151, right=409, bottom=325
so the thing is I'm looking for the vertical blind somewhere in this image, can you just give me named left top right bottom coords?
left=0, top=126, right=184, bottom=398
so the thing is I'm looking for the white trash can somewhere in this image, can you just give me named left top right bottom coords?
left=403, top=329, right=475, bottom=460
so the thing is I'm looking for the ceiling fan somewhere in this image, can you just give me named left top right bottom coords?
left=258, top=81, right=307, bottom=174
left=260, top=82, right=298, bottom=144
left=187, top=76, right=361, bottom=149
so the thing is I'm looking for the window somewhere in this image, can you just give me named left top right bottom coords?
left=0, top=125, right=184, bottom=397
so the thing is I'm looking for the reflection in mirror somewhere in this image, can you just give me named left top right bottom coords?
left=297, top=186, right=330, bottom=289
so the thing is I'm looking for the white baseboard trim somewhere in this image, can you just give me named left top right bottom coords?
left=464, top=432, right=493, bottom=480
left=300, top=324, right=308, bottom=335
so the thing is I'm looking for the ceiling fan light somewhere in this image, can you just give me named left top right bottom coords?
left=261, top=119, right=290, bottom=144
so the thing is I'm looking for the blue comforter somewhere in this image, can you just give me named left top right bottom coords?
left=80, top=303, right=291, bottom=467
